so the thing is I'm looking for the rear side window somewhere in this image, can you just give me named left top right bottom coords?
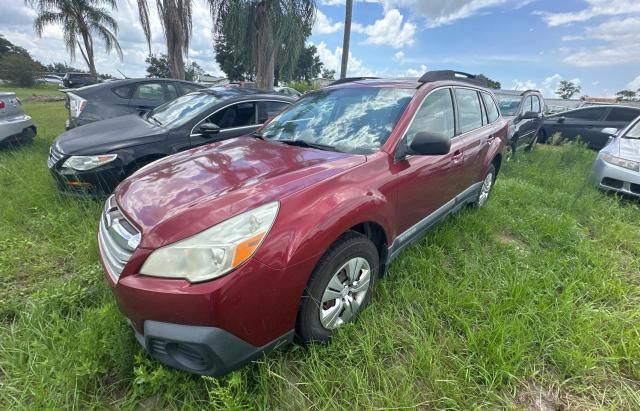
left=606, top=107, right=640, bottom=122
left=112, top=85, right=132, bottom=99
left=455, top=88, right=483, bottom=133
left=564, top=107, right=607, bottom=120
left=208, top=102, right=257, bottom=129
left=134, top=83, right=164, bottom=101
left=258, top=101, right=289, bottom=123
left=405, top=88, right=455, bottom=145
left=482, top=92, right=499, bottom=123
left=180, top=84, right=201, bottom=94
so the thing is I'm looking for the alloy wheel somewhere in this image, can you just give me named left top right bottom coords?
left=478, top=171, right=494, bottom=207
left=319, top=257, right=371, bottom=330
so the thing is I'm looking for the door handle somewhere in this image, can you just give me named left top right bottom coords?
left=452, top=150, right=463, bottom=163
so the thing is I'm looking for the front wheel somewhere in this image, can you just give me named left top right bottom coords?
left=296, top=232, right=378, bottom=343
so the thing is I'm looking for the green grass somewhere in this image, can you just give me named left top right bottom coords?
left=1, top=86, right=639, bottom=410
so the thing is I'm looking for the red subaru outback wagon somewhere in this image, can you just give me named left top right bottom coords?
left=98, top=71, right=507, bottom=376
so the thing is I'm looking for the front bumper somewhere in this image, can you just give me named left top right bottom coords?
left=48, top=162, right=125, bottom=197
left=592, top=156, right=640, bottom=198
left=130, top=319, right=293, bottom=376
left=0, top=114, right=35, bottom=143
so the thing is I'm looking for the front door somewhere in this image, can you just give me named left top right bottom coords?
left=189, top=101, right=260, bottom=147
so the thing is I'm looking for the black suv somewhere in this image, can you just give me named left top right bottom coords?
left=48, top=87, right=295, bottom=196
left=64, top=78, right=205, bottom=129
left=494, top=89, right=545, bottom=158
left=62, top=72, right=96, bottom=89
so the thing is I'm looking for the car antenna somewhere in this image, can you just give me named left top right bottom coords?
left=117, top=69, right=130, bottom=79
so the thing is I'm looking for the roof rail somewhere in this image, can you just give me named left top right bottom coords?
left=329, top=77, right=380, bottom=86
left=519, top=89, right=541, bottom=96
left=418, top=70, right=487, bottom=87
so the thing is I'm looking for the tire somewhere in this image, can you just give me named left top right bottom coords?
left=539, top=128, right=549, bottom=144
left=472, top=164, right=496, bottom=208
left=296, top=231, right=379, bottom=343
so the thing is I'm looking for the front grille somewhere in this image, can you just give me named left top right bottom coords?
left=98, top=195, right=140, bottom=280
left=47, top=145, right=65, bottom=168
left=601, top=177, right=624, bottom=189
left=631, top=183, right=640, bottom=195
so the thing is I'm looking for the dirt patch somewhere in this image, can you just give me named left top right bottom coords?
left=26, top=94, right=65, bottom=102
left=514, top=382, right=562, bottom=411
left=496, top=231, right=529, bottom=253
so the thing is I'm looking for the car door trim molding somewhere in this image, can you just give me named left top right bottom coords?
left=387, top=181, right=482, bottom=262
left=189, top=99, right=292, bottom=137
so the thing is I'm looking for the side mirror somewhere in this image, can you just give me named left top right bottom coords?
left=198, top=123, right=221, bottom=136
left=409, top=132, right=451, bottom=156
left=557, top=116, right=566, bottom=123
left=601, top=127, right=618, bottom=136
left=520, top=111, right=540, bottom=120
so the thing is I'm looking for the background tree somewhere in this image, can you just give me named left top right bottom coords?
left=26, top=0, right=122, bottom=79
left=279, top=44, right=323, bottom=82
left=476, top=74, right=501, bottom=89
left=339, top=0, right=352, bottom=79
left=209, top=0, right=316, bottom=89
left=0, top=36, right=45, bottom=86
left=136, top=0, right=192, bottom=79
left=322, top=68, right=336, bottom=79
left=555, top=80, right=581, bottom=100
left=145, top=54, right=205, bottom=81
left=214, top=34, right=254, bottom=81
left=616, top=90, right=638, bottom=102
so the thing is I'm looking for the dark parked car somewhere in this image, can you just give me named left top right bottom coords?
left=64, top=78, right=205, bottom=129
left=62, top=72, right=96, bottom=89
left=97, top=71, right=507, bottom=376
left=494, top=89, right=545, bottom=159
left=541, top=105, right=640, bottom=150
left=49, top=88, right=294, bottom=196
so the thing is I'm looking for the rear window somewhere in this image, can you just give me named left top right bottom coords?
left=606, top=108, right=640, bottom=123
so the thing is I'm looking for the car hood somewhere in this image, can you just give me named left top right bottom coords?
left=55, top=114, right=166, bottom=155
left=115, top=137, right=365, bottom=249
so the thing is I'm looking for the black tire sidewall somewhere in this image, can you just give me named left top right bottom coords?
left=296, top=233, right=379, bottom=343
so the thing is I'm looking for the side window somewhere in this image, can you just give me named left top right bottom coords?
left=165, top=84, right=178, bottom=101
left=521, top=96, right=533, bottom=114
left=405, top=88, right=455, bottom=145
left=112, top=85, right=132, bottom=99
left=532, top=96, right=541, bottom=113
left=455, top=88, right=483, bottom=133
left=258, top=101, right=290, bottom=123
left=564, top=107, right=607, bottom=120
left=482, top=92, right=500, bottom=123
left=133, top=83, right=165, bottom=101
left=208, top=102, right=257, bottom=129
left=606, top=108, right=640, bottom=122
left=180, top=83, right=201, bottom=95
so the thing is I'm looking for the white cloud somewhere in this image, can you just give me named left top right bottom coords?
left=627, top=75, right=640, bottom=91
left=512, top=79, right=537, bottom=91
left=536, top=0, right=640, bottom=27
left=352, top=9, right=415, bottom=48
left=405, top=64, right=427, bottom=77
left=313, top=41, right=375, bottom=77
left=394, top=51, right=405, bottom=63
left=314, top=10, right=344, bottom=35
left=560, top=16, right=640, bottom=66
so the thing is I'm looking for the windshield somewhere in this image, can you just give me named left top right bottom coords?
left=495, top=94, right=522, bottom=116
left=261, top=87, right=414, bottom=154
left=148, top=92, right=220, bottom=127
left=625, top=120, right=640, bottom=139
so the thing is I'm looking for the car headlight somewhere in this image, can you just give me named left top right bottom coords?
left=62, top=154, right=118, bottom=171
left=140, top=202, right=279, bottom=282
left=602, top=154, right=640, bottom=172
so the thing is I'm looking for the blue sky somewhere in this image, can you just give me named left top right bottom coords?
left=2, top=0, right=640, bottom=97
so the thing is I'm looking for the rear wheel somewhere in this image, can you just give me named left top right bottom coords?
left=296, top=232, right=378, bottom=343
left=472, top=164, right=496, bottom=208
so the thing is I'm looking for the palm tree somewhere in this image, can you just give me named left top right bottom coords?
left=26, top=0, right=122, bottom=79
left=209, top=0, right=316, bottom=89
left=136, top=0, right=192, bottom=79
left=340, top=0, right=352, bottom=79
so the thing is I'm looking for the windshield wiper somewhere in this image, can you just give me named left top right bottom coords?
left=276, top=139, right=341, bottom=152
left=249, top=131, right=264, bottom=139
left=147, top=114, right=162, bottom=126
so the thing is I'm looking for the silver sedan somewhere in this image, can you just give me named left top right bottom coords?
left=592, top=117, right=640, bottom=198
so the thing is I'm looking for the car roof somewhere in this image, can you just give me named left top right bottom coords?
left=202, top=86, right=289, bottom=98
left=327, top=78, right=422, bottom=89
left=495, top=89, right=541, bottom=96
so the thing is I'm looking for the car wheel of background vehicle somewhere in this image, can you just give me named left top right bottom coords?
left=296, top=231, right=378, bottom=343
left=504, top=144, right=515, bottom=162
left=539, top=128, right=550, bottom=144
left=472, top=164, right=496, bottom=208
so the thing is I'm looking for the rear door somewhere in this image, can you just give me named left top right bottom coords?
left=189, top=101, right=260, bottom=147
left=128, top=81, right=179, bottom=113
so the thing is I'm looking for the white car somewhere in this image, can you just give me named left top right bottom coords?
left=36, top=74, right=63, bottom=86
left=0, top=92, right=36, bottom=146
